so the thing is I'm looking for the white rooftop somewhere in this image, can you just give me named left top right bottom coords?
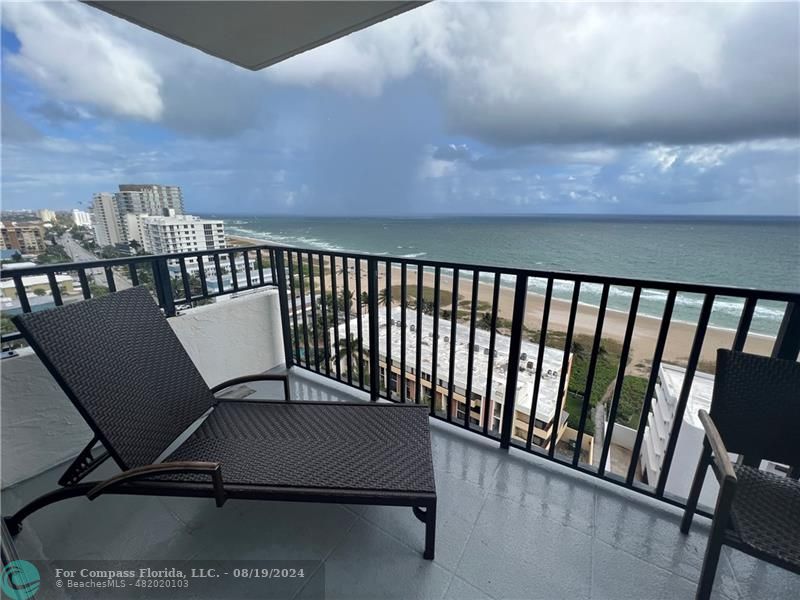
left=659, top=363, right=715, bottom=429
left=332, top=307, right=570, bottom=424
left=0, top=273, right=73, bottom=289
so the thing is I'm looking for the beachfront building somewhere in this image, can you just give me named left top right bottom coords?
left=71, top=209, right=93, bottom=227
left=91, top=184, right=185, bottom=247
left=140, top=213, right=226, bottom=264
left=641, top=362, right=792, bottom=508
left=0, top=221, right=47, bottom=255
left=329, top=306, right=572, bottom=447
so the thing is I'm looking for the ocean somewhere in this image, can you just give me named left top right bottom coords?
left=216, top=215, right=800, bottom=336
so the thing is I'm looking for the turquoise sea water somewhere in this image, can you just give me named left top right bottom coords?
left=217, top=215, right=800, bottom=336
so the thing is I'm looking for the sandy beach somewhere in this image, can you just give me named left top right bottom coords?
left=227, top=234, right=775, bottom=372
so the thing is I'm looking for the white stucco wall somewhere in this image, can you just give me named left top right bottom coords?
left=1, top=289, right=285, bottom=488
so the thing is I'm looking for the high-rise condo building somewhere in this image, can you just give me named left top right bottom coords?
left=90, top=184, right=185, bottom=246
left=71, top=209, right=93, bottom=227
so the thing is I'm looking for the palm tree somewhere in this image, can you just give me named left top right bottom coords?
left=377, top=287, right=389, bottom=306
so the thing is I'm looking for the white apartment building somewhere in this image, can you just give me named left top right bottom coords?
left=330, top=307, right=572, bottom=446
left=116, top=184, right=184, bottom=216
left=71, top=209, right=92, bottom=227
left=641, top=362, right=787, bottom=508
left=37, top=209, right=56, bottom=223
left=140, top=214, right=226, bottom=263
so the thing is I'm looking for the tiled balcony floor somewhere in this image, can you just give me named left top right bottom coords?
left=4, top=369, right=799, bottom=599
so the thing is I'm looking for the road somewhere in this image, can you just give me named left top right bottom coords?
left=59, top=235, right=131, bottom=291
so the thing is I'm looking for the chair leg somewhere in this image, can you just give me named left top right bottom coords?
left=681, top=443, right=711, bottom=534
left=696, top=536, right=723, bottom=600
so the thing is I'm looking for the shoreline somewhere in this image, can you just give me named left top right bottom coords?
left=227, top=233, right=776, bottom=370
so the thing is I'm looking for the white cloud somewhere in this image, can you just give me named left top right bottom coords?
left=3, top=2, right=164, bottom=121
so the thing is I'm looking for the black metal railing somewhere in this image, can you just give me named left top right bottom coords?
left=2, top=243, right=799, bottom=515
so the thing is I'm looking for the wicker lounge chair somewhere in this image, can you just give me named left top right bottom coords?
left=680, top=349, right=800, bottom=600
left=4, top=286, right=437, bottom=559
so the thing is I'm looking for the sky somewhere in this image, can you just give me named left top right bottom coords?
left=2, top=1, right=799, bottom=216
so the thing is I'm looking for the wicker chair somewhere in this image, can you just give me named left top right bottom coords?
left=680, top=349, right=800, bottom=600
left=5, top=286, right=437, bottom=559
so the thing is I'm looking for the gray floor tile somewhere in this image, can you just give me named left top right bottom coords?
left=444, top=575, right=495, bottom=600
left=456, top=493, right=592, bottom=600
left=490, top=453, right=597, bottom=535
left=358, top=469, right=487, bottom=570
left=725, top=547, right=800, bottom=599
left=295, top=519, right=451, bottom=600
left=430, top=425, right=503, bottom=491
left=592, top=538, right=701, bottom=600
left=592, top=485, right=740, bottom=600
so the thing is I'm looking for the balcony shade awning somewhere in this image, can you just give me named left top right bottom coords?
left=85, top=1, right=426, bottom=71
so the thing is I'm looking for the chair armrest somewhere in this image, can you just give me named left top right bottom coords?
left=87, top=461, right=226, bottom=507
left=698, top=410, right=737, bottom=483
left=210, top=374, right=291, bottom=401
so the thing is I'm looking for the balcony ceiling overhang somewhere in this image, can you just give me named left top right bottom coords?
left=85, top=1, right=426, bottom=71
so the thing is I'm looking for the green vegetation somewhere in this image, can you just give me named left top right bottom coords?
left=35, top=244, right=70, bottom=265
left=389, top=284, right=454, bottom=307
left=617, top=376, right=649, bottom=429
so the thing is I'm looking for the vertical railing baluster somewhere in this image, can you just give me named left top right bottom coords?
left=197, top=256, right=208, bottom=298
left=385, top=261, right=392, bottom=399
left=13, top=276, right=31, bottom=313
left=367, top=257, right=380, bottom=400
left=318, top=253, right=331, bottom=377
left=244, top=250, right=253, bottom=288
left=213, top=254, right=224, bottom=294
left=548, top=281, right=581, bottom=458
left=286, top=251, right=301, bottom=364
left=598, top=287, right=640, bottom=470
left=414, top=266, right=424, bottom=405
left=274, top=251, right=294, bottom=368
left=772, top=301, right=800, bottom=360
left=572, top=284, right=609, bottom=466
left=128, top=263, right=140, bottom=287
left=229, top=252, right=239, bottom=292
left=626, top=289, right=676, bottom=485
left=256, top=249, right=265, bottom=286
left=400, top=263, right=407, bottom=402
left=296, top=251, right=311, bottom=369
left=269, top=249, right=277, bottom=284
left=12, top=275, right=31, bottom=312
left=307, top=251, right=320, bottom=372
left=153, top=258, right=175, bottom=317
left=179, top=257, right=191, bottom=302
left=429, top=266, right=441, bottom=415
left=78, top=268, right=91, bottom=299
left=656, top=294, right=715, bottom=496
left=500, top=274, right=528, bottom=450
left=47, top=272, right=63, bottom=306
left=526, top=278, right=553, bottom=449
left=483, top=273, right=501, bottom=435
left=464, top=270, right=479, bottom=429
left=343, top=257, right=353, bottom=385
left=355, top=259, right=365, bottom=389
left=446, top=269, right=460, bottom=422
left=732, top=297, right=756, bottom=352
left=330, top=255, right=342, bottom=380
left=104, top=267, right=116, bottom=293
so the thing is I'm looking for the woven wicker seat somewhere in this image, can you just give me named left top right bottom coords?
left=730, top=465, right=800, bottom=570
left=681, top=350, right=800, bottom=600
left=5, top=287, right=437, bottom=559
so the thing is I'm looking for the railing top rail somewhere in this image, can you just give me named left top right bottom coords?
left=2, top=242, right=798, bottom=302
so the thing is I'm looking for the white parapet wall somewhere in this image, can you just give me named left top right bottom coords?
left=1, top=289, right=285, bottom=487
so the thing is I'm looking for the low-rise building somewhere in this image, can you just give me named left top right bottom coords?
left=71, top=209, right=92, bottom=227
left=0, top=273, right=75, bottom=299
left=1, top=221, right=46, bottom=255
left=330, top=306, right=572, bottom=446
